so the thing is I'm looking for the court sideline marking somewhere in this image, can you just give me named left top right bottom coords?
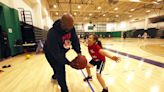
left=103, top=46, right=164, bottom=68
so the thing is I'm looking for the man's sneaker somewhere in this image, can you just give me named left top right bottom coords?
left=102, top=89, right=108, bottom=92
left=83, top=76, right=92, bottom=81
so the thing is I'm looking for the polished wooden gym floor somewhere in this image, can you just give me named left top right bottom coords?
left=0, top=38, right=164, bottom=92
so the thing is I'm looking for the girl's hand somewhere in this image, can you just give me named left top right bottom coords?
left=111, top=56, right=120, bottom=62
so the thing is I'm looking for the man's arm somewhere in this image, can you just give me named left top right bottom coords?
left=71, top=27, right=81, bottom=55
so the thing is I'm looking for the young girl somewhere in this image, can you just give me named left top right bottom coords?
left=84, top=34, right=120, bottom=92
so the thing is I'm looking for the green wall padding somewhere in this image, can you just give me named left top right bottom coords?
left=0, top=2, right=23, bottom=56
left=110, top=31, right=121, bottom=37
left=126, top=30, right=133, bottom=37
left=10, top=9, right=23, bottom=54
left=85, top=31, right=121, bottom=38
left=0, top=6, right=6, bottom=32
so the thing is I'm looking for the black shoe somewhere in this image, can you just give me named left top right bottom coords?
left=2, top=65, right=11, bottom=68
left=2, top=65, right=7, bottom=68
left=52, top=74, right=57, bottom=80
left=0, top=70, right=4, bottom=72
left=83, top=76, right=92, bottom=81
left=102, top=89, right=108, bottom=92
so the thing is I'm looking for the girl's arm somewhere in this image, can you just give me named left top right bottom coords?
left=99, top=49, right=120, bottom=62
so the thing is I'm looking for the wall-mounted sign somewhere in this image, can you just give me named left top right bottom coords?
left=8, top=28, right=12, bottom=33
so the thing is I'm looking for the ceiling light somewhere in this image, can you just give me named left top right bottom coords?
left=77, top=5, right=81, bottom=9
left=157, top=0, right=162, bottom=2
left=89, top=13, right=92, bottom=16
left=153, top=1, right=160, bottom=4
left=129, top=15, right=132, bottom=17
left=114, top=8, right=118, bottom=11
left=116, top=15, right=119, bottom=17
left=85, top=17, right=88, bottom=20
left=97, top=6, right=101, bottom=10
left=55, top=12, right=58, bottom=15
left=146, top=10, right=151, bottom=13
left=153, top=1, right=158, bottom=4
left=130, top=9, right=135, bottom=11
left=53, top=5, right=57, bottom=8
left=131, top=19, right=135, bottom=22
left=74, top=12, right=77, bottom=15
left=130, top=0, right=140, bottom=2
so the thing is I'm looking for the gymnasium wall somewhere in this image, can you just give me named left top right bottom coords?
left=126, top=11, right=164, bottom=38
left=12, top=0, right=34, bottom=24
left=128, top=11, right=164, bottom=30
left=42, top=16, right=53, bottom=30
left=0, top=0, right=12, bottom=8
left=128, top=19, right=164, bottom=30
left=42, top=8, right=53, bottom=29
left=75, top=22, right=163, bottom=38
left=0, top=0, right=53, bottom=29
left=129, top=20, right=145, bottom=30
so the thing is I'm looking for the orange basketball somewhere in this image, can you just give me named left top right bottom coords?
left=70, top=55, right=87, bottom=70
